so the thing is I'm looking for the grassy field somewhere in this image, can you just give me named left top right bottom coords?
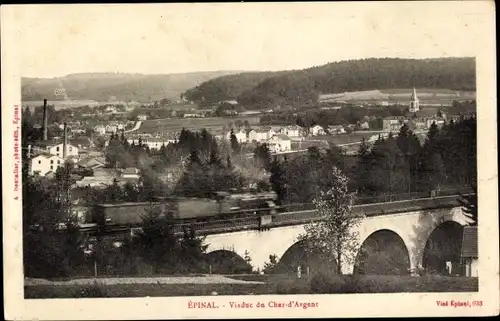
left=319, top=89, right=476, bottom=104
left=24, top=274, right=478, bottom=298
left=138, top=116, right=261, bottom=134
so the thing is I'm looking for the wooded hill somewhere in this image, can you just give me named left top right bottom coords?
left=183, top=71, right=291, bottom=107
left=183, top=57, right=476, bottom=109
left=21, top=71, right=244, bottom=103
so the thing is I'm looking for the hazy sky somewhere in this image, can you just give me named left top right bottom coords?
left=3, top=2, right=491, bottom=78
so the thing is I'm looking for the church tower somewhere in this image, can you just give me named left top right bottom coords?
left=409, top=87, right=420, bottom=112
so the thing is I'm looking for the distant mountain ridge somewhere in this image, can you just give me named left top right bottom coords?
left=21, top=71, right=246, bottom=102
left=183, top=57, right=476, bottom=109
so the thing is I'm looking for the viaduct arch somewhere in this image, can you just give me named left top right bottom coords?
left=204, top=206, right=470, bottom=275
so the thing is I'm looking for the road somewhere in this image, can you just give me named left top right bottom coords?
left=124, top=121, right=143, bottom=133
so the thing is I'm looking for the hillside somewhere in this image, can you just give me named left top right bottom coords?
left=183, top=57, right=476, bottom=109
left=21, top=71, right=245, bottom=103
left=182, top=71, right=291, bottom=107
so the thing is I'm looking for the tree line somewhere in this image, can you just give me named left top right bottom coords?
left=260, top=104, right=409, bottom=129
left=182, top=58, right=475, bottom=109
left=268, top=116, right=477, bottom=205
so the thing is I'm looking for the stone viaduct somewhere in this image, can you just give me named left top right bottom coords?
left=202, top=195, right=472, bottom=275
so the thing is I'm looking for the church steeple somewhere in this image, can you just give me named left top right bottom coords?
left=409, top=87, right=420, bottom=112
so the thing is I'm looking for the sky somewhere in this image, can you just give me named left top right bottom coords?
left=2, top=2, right=492, bottom=78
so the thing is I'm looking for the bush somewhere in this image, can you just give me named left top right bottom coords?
left=274, top=279, right=310, bottom=294
left=79, top=281, right=108, bottom=298
left=310, top=273, right=368, bottom=294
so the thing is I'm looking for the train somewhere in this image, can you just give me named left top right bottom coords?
left=90, top=190, right=278, bottom=227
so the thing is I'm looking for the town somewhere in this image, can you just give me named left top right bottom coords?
left=21, top=58, right=478, bottom=299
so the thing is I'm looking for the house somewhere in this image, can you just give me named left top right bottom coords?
left=126, top=137, right=175, bottom=150
left=73, top=168, right=119, bottom=188
left=358, top=122, right=370, bottom=130
left=267, top=134, right=292, bottom=153
left=247, top=128, right=274, bottom=142
left=382, top=117, right=404, bottom=132
left=47, top=142, right=79, bottom=159
left=105, top=124, right=118, bottom=133
left=32, top=140, right=80, bottom=159
left=408, top=118, right=427, bottom=131
left=105, top=106, right=118, bottom=113
left=461, top=226, right=478, bottom=277
left=73, top=176, right=114, bottom=188
left=222, top=100, right=239, bottom=105
left=70, top=137, right=93, bottom=150
left=29, top=154, right=65, bottom=176
left=94, top=125, right=106, bottom=135
left=137, top=115, right=148, bottom=121
left=225, top=129, right=247, bottom=143
left=121, top=167, right=140, bottom=179
left=426, top=117, right=445, bottom=129
left=183, top=112, right=205, bottom=118
left=77, top=156, right=106, bottom=170
left=328, top=125, right=346, bottom=135
left=282, top=125, right=302, bottom=137
left=309, top=125, right=325, bottom=136
left=71, top=129, right=86, bottom=135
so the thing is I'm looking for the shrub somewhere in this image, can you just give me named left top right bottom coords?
left=310, top=273, right=368, bottom=293
left=79, top=281, right=108, bottom=298
left=274, top=279, right=311, bottom=294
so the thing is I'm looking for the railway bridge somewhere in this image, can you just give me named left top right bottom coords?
left=197, top=195, right=475, bottom=276
left=84, top=193, right=476, bottom=276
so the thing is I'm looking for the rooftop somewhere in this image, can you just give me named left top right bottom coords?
left=269, top=134, right=292, bottom=141
left=122, top=167, right=139, bottom=175
left=405, top=107, right=439, bottom=118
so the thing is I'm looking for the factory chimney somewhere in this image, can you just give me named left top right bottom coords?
left=42, top=99, right=48, bottom=141
left=63, top=122, right=68, bottom=159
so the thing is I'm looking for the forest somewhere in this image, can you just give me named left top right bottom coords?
left=182, top=57, right=475, bottom=109
left=183, top=71, right=286, bottom=107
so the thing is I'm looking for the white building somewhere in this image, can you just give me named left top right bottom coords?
left=29, top=154, right=65, bottom=176
left=426, top=118, right=445, bottom=129
left=225, top=130, right=247, bottom=143
left=247, top=128, right=276, bottom=142
left=126, top=137, right=176, bottom=150
left=282, top=125, right=302, bottom=137
left=328, top=125, right=346, bottom=135
left=137, top=115, right=148, bottom=121
left=267, top=134, right=292, bottom=153
left=47, top=143, right=79, bottom=159
left=105, top=124, right=118, bottom=133
left=105, top=106, right=118, bottom=113
left=72, top=129, right=86, bottom=135
left=309, top=125, right=325, bottom=136
left=94, top=125, right=106, bottom=135
left=121, top=167, right=140, bottom=179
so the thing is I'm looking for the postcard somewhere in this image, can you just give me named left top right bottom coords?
left=2, top=2, right=498, bottom=319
